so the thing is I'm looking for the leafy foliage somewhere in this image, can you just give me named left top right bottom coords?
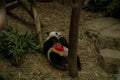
left=82, top=0, right=120, bottom=18
left=106, top=0, right=120, bottom=18
left=0, top=72, right=8, bottom=80
left=0, top=27, right=40, bottom=66
left=82, top=0, right=110, bottom=12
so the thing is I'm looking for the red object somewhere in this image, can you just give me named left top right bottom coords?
left=57, top=71, right=61, bottom=78
left=53, top=43, right=64, bottom=51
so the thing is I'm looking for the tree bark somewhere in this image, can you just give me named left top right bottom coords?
left=31, top=0, right=43, bottom=47
left=68, top=0, right=82, bottom=78
left=0, top=1, right=8, bottom=31
left=17, top=0, right=34, bottom=18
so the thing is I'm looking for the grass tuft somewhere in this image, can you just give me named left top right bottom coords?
left=0, top=27, right=41, bottom=66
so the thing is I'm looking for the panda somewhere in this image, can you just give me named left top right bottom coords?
left=43, top=31, right=81, bottom=70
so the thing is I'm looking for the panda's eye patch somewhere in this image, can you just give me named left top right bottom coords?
left=56, top=32, right=58, bottom=35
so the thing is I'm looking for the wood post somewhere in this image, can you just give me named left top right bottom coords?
left=68, top=0, right=82, bottom=78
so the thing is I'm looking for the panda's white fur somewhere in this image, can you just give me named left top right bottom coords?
left=43, top=31, right=81, bottom=70
left=47, top=47, right=53, bottom=63
left=63, top=46, right=68, bottom=57
left=46, top=31, right=62, bottom=41
left=45, top=31, right=68, bottom=65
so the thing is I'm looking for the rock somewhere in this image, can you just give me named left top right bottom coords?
left=99, top=49, right=120, bottom=74
left=116, top=68, right=120, bottom=80
left=85, top=17, right=120, bottom=32
left=86, top=17, right=120, bottom=79
left=100, top=49, right=120, bottom=65
left=95, top=24, right=120, bottom=51
left=85, top=17, right=120, bottom=51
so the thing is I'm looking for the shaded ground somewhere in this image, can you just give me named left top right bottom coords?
left=0, top=2, right=115, bottom=80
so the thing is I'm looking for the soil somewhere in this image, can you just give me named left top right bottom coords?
left=0, top=2, right=115, bottom=80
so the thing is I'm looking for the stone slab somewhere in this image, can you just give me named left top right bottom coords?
left=85, top=17, right=120, bottom=32
left=99, top=49, right=120, bottom=74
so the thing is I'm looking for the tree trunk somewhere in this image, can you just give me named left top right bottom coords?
left=68, top=0, right=82, bottom=78
left=0, top=1, right=7, bottom=31
left=31, top=0, right=43, bottom=47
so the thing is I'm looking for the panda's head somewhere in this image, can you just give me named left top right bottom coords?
left=46, top=31, right=62, bottom=41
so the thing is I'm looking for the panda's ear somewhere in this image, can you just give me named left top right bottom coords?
left=46, top=32, right=49, bottom=35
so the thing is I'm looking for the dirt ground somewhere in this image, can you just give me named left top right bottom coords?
left=0, top=2, right=115, bottom=80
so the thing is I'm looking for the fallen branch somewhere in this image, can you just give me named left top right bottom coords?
left=31, top=0, right=43, bottom=47
left=6, top=1, right=19, bottom=10
left=17, top=0, right=33, bottom=18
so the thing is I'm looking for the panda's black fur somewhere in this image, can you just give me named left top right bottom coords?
left=49, top=52, right=67, bottom=66
left=43, top=36, right=59, bottom=55
left=43, top=32, right=81, bottom=70
left=59, top=37, right=69, bottom=48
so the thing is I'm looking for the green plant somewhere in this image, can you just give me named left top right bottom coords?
left=0, top=27, right=40, bottom=66
left=0, top=73, right=8, bottom=80
left=82, top=0, right=111, bottom=12
left=82, top=0, right=120, bottom=18
left=106, top=0, right=120, bottom=18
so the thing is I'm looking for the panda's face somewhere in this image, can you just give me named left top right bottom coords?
left=46, top=31, right=62, bottom=41
left=49, top=31, right=61, bottom=38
